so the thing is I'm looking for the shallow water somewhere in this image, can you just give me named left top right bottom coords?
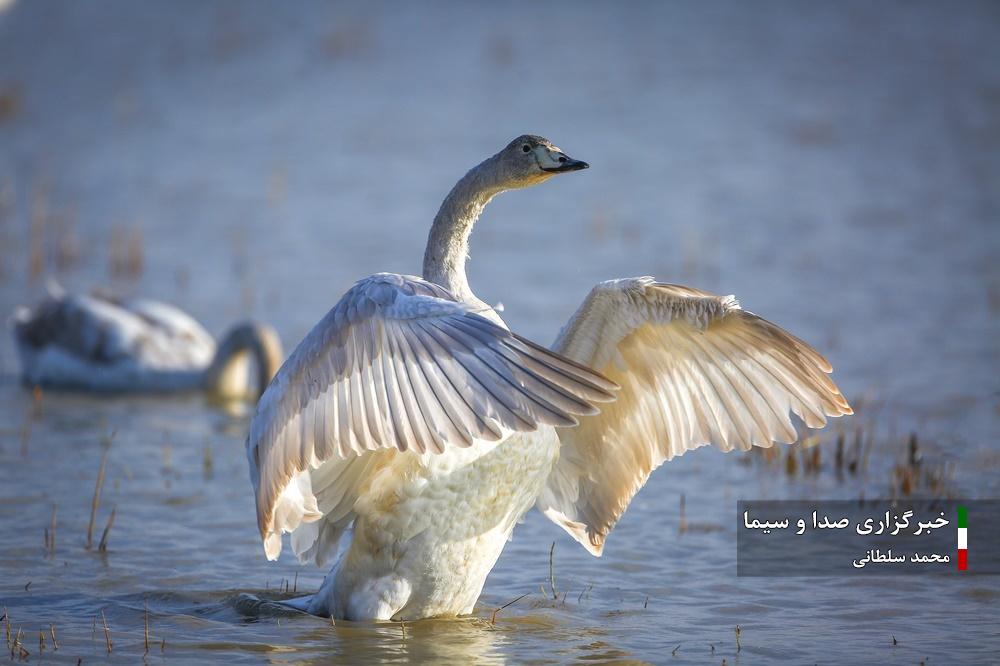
left=1, top=1, right=998, bottom=663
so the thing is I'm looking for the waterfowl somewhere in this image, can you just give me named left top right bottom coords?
left=247, top=135, right=851, bottom=621
left=12, top=287, right=282, bottom=400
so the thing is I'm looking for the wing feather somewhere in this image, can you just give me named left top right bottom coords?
left=247, top=273, right=616, bottom=560
left=540, top=277, right=852, bottom=556
left=413, top=320, right=504, bottom=440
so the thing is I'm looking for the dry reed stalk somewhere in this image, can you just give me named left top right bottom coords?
left=109, top=225, right=145, bottom=280
left=679, top=493, right=688, bottom=534
left=87, top=431, right=115, bottom=549
left=847, top=426, right=863, bottom=474
left=87, top=449, right=109, bottom=549
left=860, top=421, right=877, bottom=474
left=100, top=610, right=112, bottom=653
left=19, top=387, right=41, bottom=457
left=48, top=504, right=57, bottom=556
left=53, top=206, right=82, bottom=272
left=13, top=627, right=26, bottom=659
left=785, top=448, right=798, bottom=475
left=28, top=180, right=47, bottom=283
left=548, top=542, right=558, bottom=599
left=98, top=505, right=117, bottom=552
left=203, top=441, right=214, bottom=479
left=490, top=593, right=529, bottom=625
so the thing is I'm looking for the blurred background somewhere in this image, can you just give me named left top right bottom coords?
left=0, top=1, right=997, bottom=663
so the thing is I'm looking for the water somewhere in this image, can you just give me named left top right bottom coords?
left=1, top=1, right=998, bottom=663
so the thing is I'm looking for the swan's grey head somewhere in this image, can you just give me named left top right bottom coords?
left=495, top=134, right=588, bottom=188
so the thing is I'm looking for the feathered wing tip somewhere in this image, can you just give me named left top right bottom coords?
left=540, top=505, right=605, bottom=556
left=264, top=532, right=282, bottom=561
left=259, top=469, right=323, bottom=561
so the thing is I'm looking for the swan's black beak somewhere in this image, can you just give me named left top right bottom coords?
left=542, top=154, right=589, bottom=173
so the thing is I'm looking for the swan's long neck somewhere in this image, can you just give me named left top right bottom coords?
left=422, top=154, right=506, bottom=302
left=203, top=323, right=283, bottom=400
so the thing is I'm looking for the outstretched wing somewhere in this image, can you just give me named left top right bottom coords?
left=539, top=277, right=852, bottom=555
left=247, top=273, right=617, bottom=561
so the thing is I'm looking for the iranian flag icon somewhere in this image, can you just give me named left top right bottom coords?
left=957, top=505, right=968, bottom=571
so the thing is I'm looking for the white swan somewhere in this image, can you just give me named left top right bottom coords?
left=247, top=135, right=852, bottom=621
left=12, top=287, right=283, bottom=400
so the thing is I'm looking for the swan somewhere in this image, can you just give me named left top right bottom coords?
left=246, top=135, right=852, bottom=621
left=12, top=287, right=283, bottom=400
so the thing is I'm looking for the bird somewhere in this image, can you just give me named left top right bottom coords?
left=12, top=286, right=283, bottom=400
left=246, top=135, right=852, bottom=621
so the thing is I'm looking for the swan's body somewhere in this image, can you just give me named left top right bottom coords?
left=12, top=289, right=282, bottom=399
left=308, top=426, right=560, bottom=619
left=247, top=135, right=852, bottom=621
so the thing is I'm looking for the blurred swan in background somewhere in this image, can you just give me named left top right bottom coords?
left=246, top=135, right=852, bottom=621
left=12, top=286, right=283, bottom=400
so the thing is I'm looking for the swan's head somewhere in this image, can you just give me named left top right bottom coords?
left=205, top=321, right=284, bottom=402
left=496, top=134, right=588, bottom=188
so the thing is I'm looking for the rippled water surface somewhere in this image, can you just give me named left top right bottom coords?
left=1, top=1, right=998, bottom=663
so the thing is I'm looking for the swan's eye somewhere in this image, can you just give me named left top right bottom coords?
left=521, top=144, right=531, bottom=153
left=558, top=156, right=567, bottom=163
